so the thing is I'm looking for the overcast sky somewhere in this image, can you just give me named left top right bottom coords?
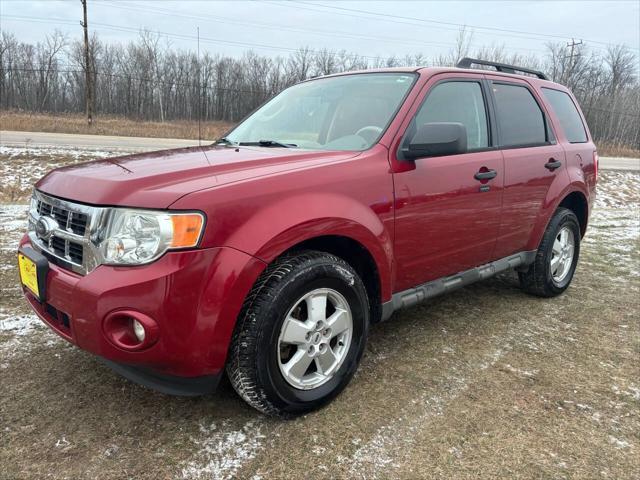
left=1, top=0, right=639, bottom=61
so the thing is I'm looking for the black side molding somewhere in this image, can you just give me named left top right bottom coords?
left=381, top=251, right=537, bottom=321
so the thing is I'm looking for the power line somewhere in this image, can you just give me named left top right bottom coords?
left=294, top=0, right=639, bottom=51
left=96, top=0, right=467, bottom=53
left=0, top=14, right=399, bottom=62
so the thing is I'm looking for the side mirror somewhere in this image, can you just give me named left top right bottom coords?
left=402, top=122, right=467, bottom=160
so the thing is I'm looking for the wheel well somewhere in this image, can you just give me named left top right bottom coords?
left=558, top=191, right=588, bottom=236
left=283, top=235, right=383, bottom=323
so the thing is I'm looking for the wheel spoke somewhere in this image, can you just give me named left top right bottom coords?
left=315, top=347, right=338, bottom=375
left=559, top=257, right=568, bottom=276
left=560, top=229, right=568, bottom=247
left=280, top=317, right=311, bottom=345
left=552, top=238, right=562, bottom=255
left=550, top=255, right=560, bottom=274
left=326, top=308, right=350, bottom=335
left=278, top=287, right=353, bottom=390
left=283, top=349, right=313, bottom=380
left=306, top=293, right=328, bottom=322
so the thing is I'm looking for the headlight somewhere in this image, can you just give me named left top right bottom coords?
left=99, top=209, right=204, bottom=265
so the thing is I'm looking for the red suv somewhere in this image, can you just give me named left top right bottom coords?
left=18, top=58, right=597, bottom=416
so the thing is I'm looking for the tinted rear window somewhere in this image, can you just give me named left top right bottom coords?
left=493, top=83, right=547, bottom=147
left=542, top=88, right=588, bottom=143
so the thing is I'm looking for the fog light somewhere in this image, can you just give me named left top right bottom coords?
left=132, top=319, right=146, bottom=342
left=104, top=310, right=158, bottom=350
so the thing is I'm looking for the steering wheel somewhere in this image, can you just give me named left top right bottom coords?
left=355, top=125, right=383, bottom=143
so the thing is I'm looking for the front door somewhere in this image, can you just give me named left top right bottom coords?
left=392, top=75, right=504, bottom=291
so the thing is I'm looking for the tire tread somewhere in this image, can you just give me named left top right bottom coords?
left=226, top=250, right=358, bottom=417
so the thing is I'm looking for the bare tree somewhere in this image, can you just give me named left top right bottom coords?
left=0, top=28, right=638, bottom=149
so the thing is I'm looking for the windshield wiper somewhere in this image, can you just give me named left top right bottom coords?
left=214, top=137, right=238, bottom=146
left=240, top=140, right=297, bottom=148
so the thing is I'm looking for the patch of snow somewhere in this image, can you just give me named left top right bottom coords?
left=0, top=313, right=42, bottom=336
left=0, top=145, right=118, bottom=159
left=345, top=347, right=506, bottom=478
left=608, top=435, right=631, bottom=449
left=0, top=204, right=28, bottom=252
left=503, top=363, right=538, bottom=378
left=181, top=420, right=265, bottom=480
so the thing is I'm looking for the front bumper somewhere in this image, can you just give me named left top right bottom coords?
left=19, top=235, right=266, bottom=387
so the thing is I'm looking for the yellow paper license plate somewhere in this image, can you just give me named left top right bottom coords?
left=18, top=253, right=40, bottom=297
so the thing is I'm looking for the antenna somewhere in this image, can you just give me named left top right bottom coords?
left=197, top=26, right=202, bottom=147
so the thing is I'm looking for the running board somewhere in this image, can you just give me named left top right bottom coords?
left=381, top=251, right=536, bottom=321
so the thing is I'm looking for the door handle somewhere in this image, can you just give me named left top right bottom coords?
left=545, top=159, right=562, bottom=171
left=474, top=169, right=497, bottom=181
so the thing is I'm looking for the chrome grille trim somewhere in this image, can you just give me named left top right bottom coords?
left=28, top=190, right=108, bottom=275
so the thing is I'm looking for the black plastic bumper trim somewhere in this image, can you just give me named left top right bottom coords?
left=100, top=359, right=221, bottom=396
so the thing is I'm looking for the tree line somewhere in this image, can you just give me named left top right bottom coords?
left=0, top=29, right=638, bottom=148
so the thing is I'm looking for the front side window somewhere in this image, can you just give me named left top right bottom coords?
left=225, top=73, right=416, bottom=151
left=542, top=88, right=588, bottom=143
left=413, top=81, right=489, bottom=150
left=492, top=83, right=547, bottom=147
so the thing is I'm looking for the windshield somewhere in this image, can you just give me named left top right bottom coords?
left=224, top=73, right=416, bottom=151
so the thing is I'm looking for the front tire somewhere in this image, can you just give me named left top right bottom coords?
left=226, top=250, right=369, bottom=417
left=519, top=207, right=581, bottom=297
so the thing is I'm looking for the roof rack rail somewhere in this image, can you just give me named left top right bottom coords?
left=456, top=57, right=548, bottom=80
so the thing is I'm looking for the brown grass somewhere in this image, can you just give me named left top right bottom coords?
left=0, top=111, right=234, bottom=140
left=0, top=171, right=638, bottom=479
left=596, top=142, right=640, bottom=158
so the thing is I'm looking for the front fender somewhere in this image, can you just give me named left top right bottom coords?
left=225, top=192, right=394, bottom=301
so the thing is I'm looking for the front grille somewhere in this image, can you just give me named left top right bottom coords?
left=37, top=198, right=87, bottom=266
left=37, top=200, right=88, bottom=235
left=29, top=191, right=102, bottom=275
left=44, top=302, right=71, bottom=332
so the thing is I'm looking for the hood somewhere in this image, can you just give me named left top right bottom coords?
left=36, top=145, right=361, bottom=208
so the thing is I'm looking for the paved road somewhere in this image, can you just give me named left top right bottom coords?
left=0, top=130, right=202, bottom=152
left=598, top=156, right=640, bottom=171
left=1, top=130, right=639, bottom=171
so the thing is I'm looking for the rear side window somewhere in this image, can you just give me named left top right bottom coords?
left=492, top=83, right=546, bottom=147
left=414, top=81, right=489, bottom=149
left=541, top=88, right=588, bottom=143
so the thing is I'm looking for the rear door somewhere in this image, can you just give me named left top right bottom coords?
left=392, top=74, right=504, bottom=290
left=485, top=76, right=567, bottom=259
left=540, top=87, right=597, bottom=196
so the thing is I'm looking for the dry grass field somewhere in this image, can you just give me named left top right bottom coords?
left=0, top=111, right=233, bottom=141
left=0, top=148, right=638, bottom=479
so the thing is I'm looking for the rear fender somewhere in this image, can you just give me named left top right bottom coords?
left=526, top=181, right=590, bottom=251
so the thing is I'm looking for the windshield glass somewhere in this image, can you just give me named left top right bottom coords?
left=225, top=73, right=416, bottom=151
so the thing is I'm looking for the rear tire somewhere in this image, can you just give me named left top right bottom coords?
left=519, top=207, right=580, bottom=297
left=226, top=250, right=369, bottom=417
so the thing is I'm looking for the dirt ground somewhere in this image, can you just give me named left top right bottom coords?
left=0, top=150, right=638, bottom=479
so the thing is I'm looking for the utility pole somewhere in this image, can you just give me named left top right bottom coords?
left=80, top=0, right=93, bottom=125
left=197, top=26, right=201, bottom=147
left=563, top=38, right=583, bottom=85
